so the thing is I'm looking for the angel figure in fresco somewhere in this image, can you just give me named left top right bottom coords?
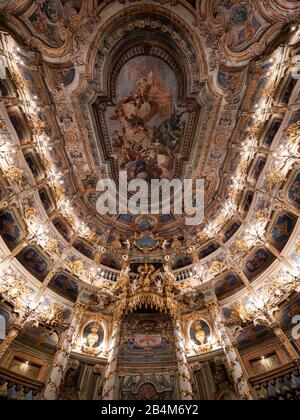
left=154, top=109, right=188, bottom=150
left=137, top=72, right=154, bottom=103
left=112, top=129, right=125, bottom=148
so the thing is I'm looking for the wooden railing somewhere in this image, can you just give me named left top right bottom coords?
left=250, top=361, right=300, bottom=400
left=0, top=367, right=44, bottom=400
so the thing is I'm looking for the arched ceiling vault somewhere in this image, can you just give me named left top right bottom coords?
left=0, top=0, right=299, bottom=330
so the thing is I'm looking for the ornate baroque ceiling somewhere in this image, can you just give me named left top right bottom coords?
left=0, top=1, right=300, bottom=399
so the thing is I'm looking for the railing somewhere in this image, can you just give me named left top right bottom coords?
left=0, top=367, right=43, bottom=400
left=98, top=268, right=118, bottom=282
left=250, top=361, right=300, bottom=400
left=174, top=265, right=196, bottom=282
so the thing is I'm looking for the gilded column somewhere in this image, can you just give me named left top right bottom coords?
left=101, top=318, right=122, bottom=400
left=41, top=303, right=85, bottom=400
left=173, top=319, right=194, bottom=400
left=270, top=322, right=299, bottom=361
left=209, top=303, right=254, bottom=400
left=163, top=258, right=193, bottom=399
left=0, top=305, right=34, bottom=359
left=101, top=260, right=130, bottom=400
left=0, top=323, right=22, bottom=359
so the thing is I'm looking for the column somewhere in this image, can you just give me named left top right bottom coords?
left=93, top=364, right=104, bottom=400
left=41, top=303, right=85, bottom=400
left=0, top=322, right=23, bottom=359
left=101, top=318, right=122, bottom=400
left=270, top=322, right=299, bottom=361
left=173, top=318, right=194, bottom=400
left=0, top=263, right=60, bottom=359
left=251, top=312, right=299, bottom=362
left=0, top=306, right=33, bottom=359
left=209, top=303, right=254, bottom=400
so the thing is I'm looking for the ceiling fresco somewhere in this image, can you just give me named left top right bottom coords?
left=0, top=0, right=298, bottom=271
left=95, top=55, right=191, bottom=182
left=0, top=3, right=300, bottom=400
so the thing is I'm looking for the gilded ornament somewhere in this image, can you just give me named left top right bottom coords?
left=247, top=121, right=263, bottom=139
left=234, top=239, right=249, bottom=254
left=210, top=261, right=224, bottom=273
left=24, top=205, right=37, bottom=223
left=38, top=303, right=65, bottom=326
left=53, top=183, right=65, bottom=201
left=70, top=259, right=84, bottom=276
left=286, top=120, right=300, bottom=141
left=6, top=165, right=23, bottom=186
left=267, top=170, right=286, bottom=190
left=255, top=209, right=269, bottom=222
left=82, top=230, right=97, bottom=242
left=171, top=237, right=182, bottom=251
left=45, top=238, right=61, bottom=256
left=27, top=113, right=45, bottom=135
left=228, top=302, right=254, bottom=326
left=262, top=82, right=276, bottom=97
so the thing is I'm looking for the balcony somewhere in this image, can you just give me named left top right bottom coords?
left=251, top=361, right=300, bottom=400
left=0, top=367, right=43, bottom=400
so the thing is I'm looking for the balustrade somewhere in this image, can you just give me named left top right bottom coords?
left=251, top=362, right=300, bottom=400
left=0, top=367, right=43, bottom=400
